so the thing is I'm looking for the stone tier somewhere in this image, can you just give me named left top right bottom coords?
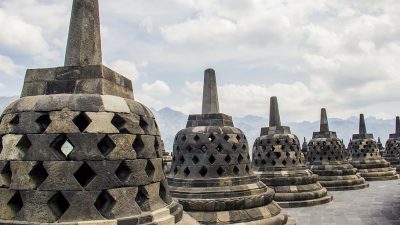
left=252, top=133, right=332, bottom=208
left=0, top=95, right=183, bottom=224
left=349, top=138, right=399, bottom=181
left=307, top=138, right=369, bottom=191
left=169, top=126, right=289, bottom=224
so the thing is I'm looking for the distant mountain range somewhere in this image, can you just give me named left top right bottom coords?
left=0, top=96, right=396, bottom=153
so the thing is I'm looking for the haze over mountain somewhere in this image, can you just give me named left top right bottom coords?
left=0, top=96, right=395, bottom=153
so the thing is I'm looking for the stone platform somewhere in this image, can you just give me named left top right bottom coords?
left=286, top=179, right=400, bottom=225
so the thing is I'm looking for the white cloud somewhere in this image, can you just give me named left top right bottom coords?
left=141, top=80, right=172, bottom=95
left=110, top=60, right=140, bottom=82
left=0, top=55, right=20, bottom=75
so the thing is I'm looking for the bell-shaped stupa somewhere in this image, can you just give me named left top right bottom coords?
left=252, top=97, right=332, bottom=208
left=384, top=116, right=400, bottom=171
left=0, top=1, right=183, bottom=224
left=301, top=138, right=309, bottom=156
left=348, top=114, right=399, bottom=181
left=307, top=109, right=369, bottom=191
left=168, top=70, right=291, bottom=224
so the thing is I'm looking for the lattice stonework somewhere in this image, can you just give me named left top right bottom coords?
left=0, top=97, right=181, bottom=224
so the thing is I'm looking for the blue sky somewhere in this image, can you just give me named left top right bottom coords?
left=1, top=0, right=400, bottom=122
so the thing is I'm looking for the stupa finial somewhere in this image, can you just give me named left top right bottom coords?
left=202, top=68, right=220, bottom=114
left=269, top=96, right=281, bottom=127
left=320, top=108, right=329, bottom=132
left=396, top=116, right=400, bottom=134
left=359, top=114, right=367, bottom=134
left=65, top=0, right=102, bottom=66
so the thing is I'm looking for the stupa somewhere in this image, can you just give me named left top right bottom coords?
left=301, top=138, right=308, bottom=157
left=0, top=1, right=183, bottom=224
left=377, top=138, right=384, bottom=156
left=252, top=97, right=332, bottom=208
left=168, top=70, right=291, bottom=224
left=348, top=114, right=399, bottom=181
left=384, top=117, right=400, bottom=170
left=161, top=140, right=173, bottom=174
left=307, top=109, right=368, bottom=191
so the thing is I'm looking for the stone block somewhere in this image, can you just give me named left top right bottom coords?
left=119, top=160, right=148, bottom=186
left=0, top=189, right=20, bottom=220
left=59, top=191, right=103, bottom=222
left=0, top=161, right=11, bottom=188
left=101, top=95, right=130, bottom=113
left=134, top=135, right=157, bottom=159
left=68, top=134, right=105, bottom=161
left=98, top=187, right=141, bottom=219
left=105, top=134, right=136, bottom=160
left=111, top=113, right=144, bottom=135
left=84, top=112, right=119, bottom=133
left=85, top=161, right=122, bottom=191
left=0, top=114, right=19, bottom=134
left=24, top=134, right=66, bottom=161
left=0, top=135, right=30, bottom=161
left=45, top=111, right=80, bottom=133
left=39, top=162, right=83, bottom=191
left=10, top=161, right=47, bottom=190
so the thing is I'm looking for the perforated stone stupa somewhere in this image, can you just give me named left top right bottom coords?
left=168, top=70, right=291, bottom=224
left=307, top=109, right=368, bottom=191
left=0, top=0, right=183, bottom=224
left=252, top=97, right=332, bottom=208
left=348, top=114, right=399, bottom=181
left=384, top=116, right=400, bottom=172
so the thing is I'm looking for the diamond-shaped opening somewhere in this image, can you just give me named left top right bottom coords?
left=245, top=165, right=250, bottom=174
left=73, top=162, right=96, bottom=188
left=97, top=135, right=116, bottom=156
left=159, top=180, right=172, bottom=204
left=242, top=144, right=247, bottom=151
left=274, top=152, right=281, bottom=158
left=115, top=161, right=131, bottom=182
left=236, top=135, right=241, bottom=141
left=7, top=191, right=23, bottom=216
left=36, top=114, right=51, bottom=132
left=111, top=114, right=129, bottom=134
left=47, top=192, right=70, bottom=220
left=73, top=112, right=91, bottom=132
left=201, top=145, right=208, bottom=152
left=193, top=135, right=200, bottom=142
left=173, top=167, right=178, bottom=175
left=184, top=167, right=190, bottom=176
left=276, top=139, right=280, bottom=145
left=216, top=144, right=223, bottom=152
left=135, top=187, right=150, bottom=211
left=181, top=135, right=187, bottom=142
left=0, top=136, right=3, bottom=154
left=192, top=156, right=199, bottom=164
left=139, top=117, right=149, bottom=131
left=224, top=154, right=232, bottom=163
left=16, top=135, right=31, bottom=154
left=9, top=114, right=19, bottom=126
left=292, top=159, right=296, bottom=164
left=282, top=160, right=287, bottom=166
left=133, top=136, right=145, bottom=153
left=233, top=166, right=240, bottom=175
left=199, top=166, right=207, bottom=177
left=186, top=145, right=193, bottom=152
left=224, top=135, right=230, bottom=141
left=209, top=155, right=216, bottom=164
left=1, top=161, right=11, bottom=186
left=95, top=190, right=116, bottom=217
left=29, top=162, right=48, bottom=187
left=179, top=156, right=185, bottom=164
left=217, top=167, right=225, bottom=176
left=50, top=134, right=74, bottom=158
left=238, top=154, right=244, bottom=163
left=232, top=144, right=238, bottom=151
left=145, top=160, right=155, bottom=178
left=208, top=134, right=216, bottom=142
left=261, top=159, right=266, bottom=165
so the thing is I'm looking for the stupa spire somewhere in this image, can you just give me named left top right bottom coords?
left=359, top=114, right=367, bottom=134
left=202, top=68, right=220, bottom=114
left=269, top=96, right=281, bottom=127
left=396, top=116, right=400, bottom=134
left=65, top=0, right=102, bottom=66
left=320, top=108, right=329, bottom=132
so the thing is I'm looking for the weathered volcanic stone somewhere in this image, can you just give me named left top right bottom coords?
left=307, top=108, right=369, bottom=191
left=252, top=97, right=332, bottom=208
left=0, top=0, right=182, bottom=224
left=348, top=114, right=399, bottom=181
left=384, top=116, right=400, bottom=172
left=160, top=140, right=173, bottom=175
left=168, top=70, right=291, bottom=224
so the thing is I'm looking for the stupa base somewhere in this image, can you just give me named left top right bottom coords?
left=0, top=202, right=183, bottom=225
left=255, top=169, right=332, bottom=208
left=351, top=159, right=399, bottom=181
left=187, top=202, right=289, bottom=225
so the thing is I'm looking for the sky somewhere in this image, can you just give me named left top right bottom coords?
left=0, top=0, right=400, bottom=122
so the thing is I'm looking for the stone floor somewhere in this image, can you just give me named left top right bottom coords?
left=285, top=179, right=400, bottom=225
